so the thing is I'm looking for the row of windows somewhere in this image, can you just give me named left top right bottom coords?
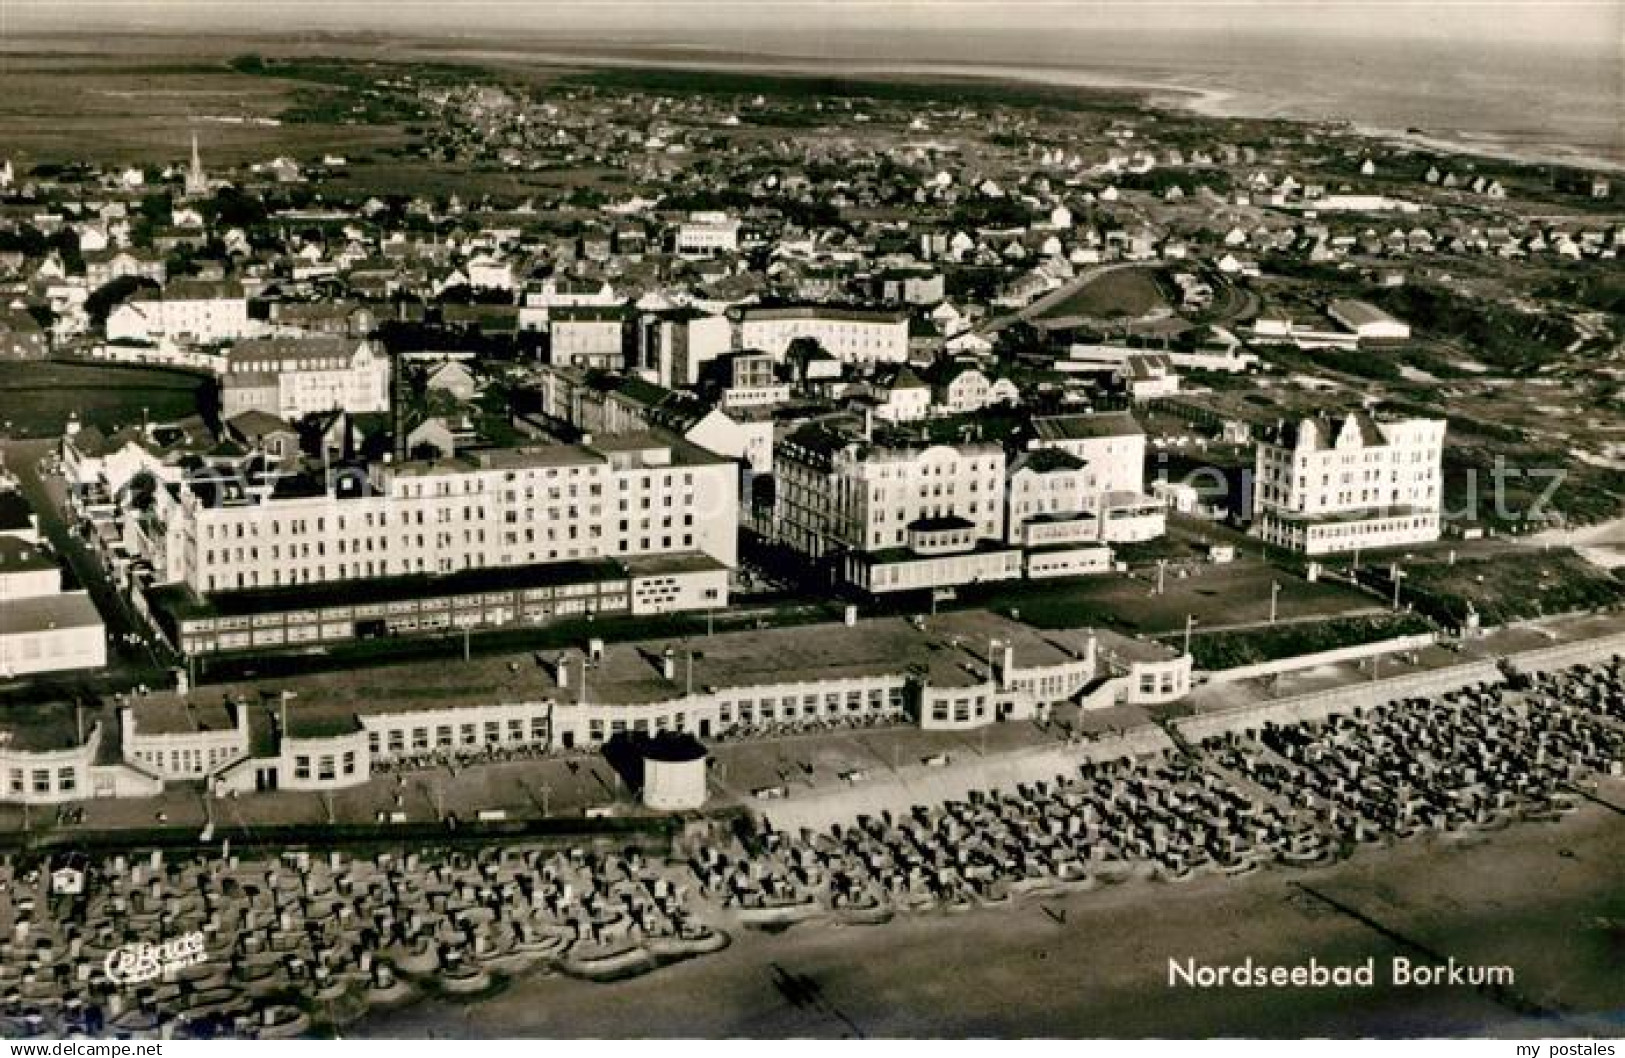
left=371, top=716, right=549, bottom=755
left=7, top=766, right=76, bottom=795
left=293, top=751, right=358, bottom=781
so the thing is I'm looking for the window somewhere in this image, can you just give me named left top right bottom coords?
left=294, top=756, right=312, bottom=780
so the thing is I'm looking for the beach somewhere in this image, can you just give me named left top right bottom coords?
left=355, top=790, right=1625, bottom=1039
left=415, top=30, right=1625, bottom=174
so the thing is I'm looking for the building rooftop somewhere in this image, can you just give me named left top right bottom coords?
left=125, top=696, right=238, bottom=738
left=1327, top=298, right=1403, bottom=329
left=0, top=701, right=93, bottom=753
left=149, top=556, right=634, bottom=621
left=743, top=304, right=909, bottom=324
left=1032, top=411, right=1145, bottom=442
left=0, top=490, right=36, bottom=535
left=550, top=611, right=1090, bottom=706
left=0, top=591, right=102, bottom=637
left=0, top=535, right=56, bottom=575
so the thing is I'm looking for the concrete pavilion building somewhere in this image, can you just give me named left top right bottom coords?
left=0, top=611, right=1190, bottom=805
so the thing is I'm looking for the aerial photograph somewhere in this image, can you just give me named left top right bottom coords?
left=0, top=0, right=1620, bottom=1043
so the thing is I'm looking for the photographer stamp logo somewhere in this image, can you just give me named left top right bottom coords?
left=103, top=931, right=208, bottom=986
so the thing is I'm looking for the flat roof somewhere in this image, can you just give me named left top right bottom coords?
left=125, top=696, right=237, bottom=737
left=140, top=648, right=560, bottom=732
left=132, top=611, right=1101, bottom=729
left=549, top=611, right=1091, bottom=706
left=1032, top=411, right=1145, bottom=442
left=0, top=491, right=35, bottom=533
left=1093, top=626, right=1185, bottom=665
left=0, top=592, right=103, bottom=637
left=0, top=536, right=56, bottom=575
left=0, top=701, right=91, bottom=753
left=150, top=557, right=632, bottom=620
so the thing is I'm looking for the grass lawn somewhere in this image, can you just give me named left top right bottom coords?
left=961, top=559, right=1379, bottom=635
left=0, top=361, right=209, bottom=438
left=1035, top=267, right=1170, bottom=321
left=1179, top=612, right=1435, bottom=671
left=1394, top=548, right=1625, bottom=625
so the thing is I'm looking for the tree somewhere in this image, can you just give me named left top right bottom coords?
left=86, top=276, right=161, bottom=328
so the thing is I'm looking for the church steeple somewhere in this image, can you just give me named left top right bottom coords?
left=185, top=132, right=208, bottom=198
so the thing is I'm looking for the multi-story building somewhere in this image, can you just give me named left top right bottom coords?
left=673, top=212, right=741, bottom=257
left=635, top=308, right=732, bottom=387
left=84, top=249, right=167, bottom=290
left=1028, top=412, right=1166, bottom=542
left=774, top=425, right=1019, bottom=593
left=535, top=368, right=773, bottom=474
left=1005, top=449, right=1113, bottom=578
left=740, top=305, right=910, bottom=367
left=151, top=433, right=737, bottom=597
left=0, top=502, right=105, bottom=678
left=219, top=337, right=391, bottom=420
left=550, top=306, right=628, bottom=370
left=1251, top=411, right=1445, bottom=555
left=105, top=280, right=254, bottom=345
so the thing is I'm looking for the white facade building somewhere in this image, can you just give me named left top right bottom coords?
left=220, top=337, right=391, bottom=420
left=105, top=281, right=254, bottom=344
left=1252, top=412, right=1445, bottom=555
left=156, top=434, right=739, bottom=596
left=774, top=426, right=1018, bottom=593
left=740, top=306, right=910, bottom=367
left=1028, top=412, right=1167, bottom=543
left=674, top=212, right=741, bottom=257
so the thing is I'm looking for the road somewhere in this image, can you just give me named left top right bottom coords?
left=1, top=438, right=173, bottom=687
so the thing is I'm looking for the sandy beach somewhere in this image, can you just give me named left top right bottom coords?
left=355, top=788, right=1625, bottom=1039
left=415, top=41, right=1622, bottom=175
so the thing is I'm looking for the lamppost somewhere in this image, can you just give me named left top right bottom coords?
left=1269, top=581, right=1281, bottom=624
left=1183, top=613, right=1196, bottom=656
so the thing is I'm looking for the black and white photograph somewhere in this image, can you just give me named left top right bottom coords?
left=0, top=0, right=1620, bottom=1044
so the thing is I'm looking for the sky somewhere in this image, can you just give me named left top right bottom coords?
left=5, top=0, right=1621, bottom=54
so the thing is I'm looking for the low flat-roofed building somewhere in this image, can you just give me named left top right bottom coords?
left=1327, top=298, right=1411, bottom=341
left=150, top=552, right=727, bottom=657
left=0, top=703, right=162, bottom=805
left=6, top=606, right=1193, bottom=802
left=544, top=610, right=1103, bottom=741
left=121, top=698, right=249, bottom=781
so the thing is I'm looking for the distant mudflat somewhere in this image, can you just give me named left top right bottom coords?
left=356, top=794, right=1625, bottom=1039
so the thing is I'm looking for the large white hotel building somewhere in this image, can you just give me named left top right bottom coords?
left=134, top=432, right=739, bottom=655
left=739, top=305, right=910, bottom=367
left=154, top=432, right=737, bottom=594
left=1251, top=411, right=1446, bottom=555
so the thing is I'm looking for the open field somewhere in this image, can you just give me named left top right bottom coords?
left=1035, top=266, right=1171, bottom=321
left=1395, top=548, right=1625, bottom=625
left=0, top=361, right=210, bottom=438
left=962, top=557, right=1380, bottom=635
left=0, top=51, right=413, bottom=166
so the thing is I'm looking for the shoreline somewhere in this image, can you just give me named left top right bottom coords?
left=352, top=795, right=1625, bottom=1039
left=421, top=43, right=1624, bottom=175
